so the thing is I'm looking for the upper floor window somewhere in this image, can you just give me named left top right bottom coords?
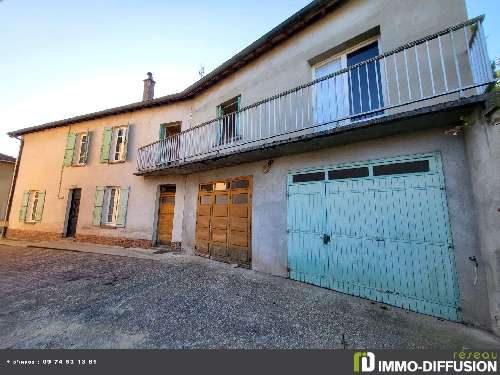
left=159, top=122, right=181, bottom=140
left=313, top=38, right=383, bottom=127
left=113, top=127, right=128, bottom=161
left=19, top=190, right=46, bottom=223
left=100, top=125, right=130, bottom=163
left=216, top=96, right=241, bottom=145
left=63, top=132, right=90, bottom=167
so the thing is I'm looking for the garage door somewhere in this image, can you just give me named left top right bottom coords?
left=287, top=153, right=461, bottom=321
left=195, top=177, right=252, bottom=267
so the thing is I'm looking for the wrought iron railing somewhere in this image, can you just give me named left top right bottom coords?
left=137, top=16, right=493, bottom=172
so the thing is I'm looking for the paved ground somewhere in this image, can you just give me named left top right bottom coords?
left=0, top=244, right=499, bottom=349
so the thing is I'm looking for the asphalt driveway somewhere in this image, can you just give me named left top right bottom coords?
left=0, top=245, right=498, bottom=349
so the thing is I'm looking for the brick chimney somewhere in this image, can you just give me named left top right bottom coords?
left=142, top=72, right=155, bottom=101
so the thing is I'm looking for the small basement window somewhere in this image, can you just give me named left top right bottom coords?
left=373, top=160, right=430, bottom=176
left=292, top=171, right=325, bottom=183
left=328, top=167, right=369, bottom=180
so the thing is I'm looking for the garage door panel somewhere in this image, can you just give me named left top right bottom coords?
left=289, top=154, right=460, bottom=321
left=197, top=215, right=210, bottom=228
left=230, top=205, right=248, bottom=218
left=198, top=205, right=211, bottom=216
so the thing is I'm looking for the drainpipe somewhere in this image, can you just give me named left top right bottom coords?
left=1, top=135, right=23, bottom=238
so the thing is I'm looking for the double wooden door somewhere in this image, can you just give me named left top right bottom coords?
left=195, top=177, right=251, bottom=266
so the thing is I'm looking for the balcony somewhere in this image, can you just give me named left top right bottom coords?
left=137, top=16, right=494, bottom=176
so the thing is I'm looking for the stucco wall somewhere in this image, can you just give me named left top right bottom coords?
left=464, top=108, right=500, bottom=335
left=9, top=103, right=191, bottom=242
left=0, top=161, right=15, bottom=220
left=181, top=127, right=490, bottom=328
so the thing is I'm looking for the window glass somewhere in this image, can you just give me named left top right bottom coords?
left=292, top=171, right=325, bottom=183
left=200, top=184, right=213, bottom=192
left=113, top=127, right=127, bottom=161
left=232, top=193, right=248, bottom=204
left=160, top=185, right=176, bottom=193
left=78, top=134, right=88, bottom=164
left=328, top=167, right=369, bottom=180
left=230, top=179, right=249, bottom=189
left=200, top=195, right=212, bottom=205
left=214, top=182, right=228, bottom=191
left=215, top=194, right=229, bottom=204
left=373, top=160, right=430, bottom=176
left=104, top=187, right=121, bottom=224
left=28, top=191, right=40, bottom=222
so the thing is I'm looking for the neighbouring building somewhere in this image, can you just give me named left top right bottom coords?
left=0, top=153, right=16, bottom=227
left=4, top=0, right=500, bottom=334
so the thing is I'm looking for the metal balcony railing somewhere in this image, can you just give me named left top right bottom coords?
left=137, top=16, right=494, bottom=173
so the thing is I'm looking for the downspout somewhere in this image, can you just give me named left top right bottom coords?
left=1, top=135, right=24, bottom=238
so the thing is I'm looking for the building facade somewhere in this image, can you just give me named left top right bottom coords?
left=0, top=153, right=16, bottom=227
left=5, top=0, right=500, bottom=334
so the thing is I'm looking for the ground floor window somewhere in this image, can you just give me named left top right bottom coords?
left=103, top=187, right=121, bottom=225
left=92, top=186, right=130, bottom=228
left=19, top=190, right=46, bottom=223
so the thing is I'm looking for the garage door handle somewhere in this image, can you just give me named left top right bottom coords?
left=322, top=234, right=331, bottom=245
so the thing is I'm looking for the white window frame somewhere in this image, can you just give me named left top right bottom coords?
left=111, top=126, right=128, bottom=162
left=73, top=132, right=89, bottom=166
left=311, top=36, right=382, bottom=126
left=102, top=187, right=121, bottom=225
left=26, top=191, right=40, bottom=223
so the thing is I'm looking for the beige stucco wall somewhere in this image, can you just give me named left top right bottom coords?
left=8, top=0, right=468, bottom=244
left=0, top=161, right=15, bottom=220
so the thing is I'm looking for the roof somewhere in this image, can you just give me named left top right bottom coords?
left=0, top=153, right=16, bottom=163
left=9, top=0, right=343, bottom=137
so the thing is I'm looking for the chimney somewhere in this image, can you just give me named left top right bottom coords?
left=142, top=72, right=155, bottom=101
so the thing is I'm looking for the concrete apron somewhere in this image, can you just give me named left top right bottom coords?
left=0, top=238, right=186, bottom=262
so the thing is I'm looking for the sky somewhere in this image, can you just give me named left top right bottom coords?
left=0, top=0, right=498, bottom=158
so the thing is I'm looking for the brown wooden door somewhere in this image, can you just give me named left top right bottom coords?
left=195, top=177, right=251, bottom=266
left=157, top=191, right=175, bottom=245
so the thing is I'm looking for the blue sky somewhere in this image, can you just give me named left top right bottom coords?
left=0, top=0, right=498, bottom=157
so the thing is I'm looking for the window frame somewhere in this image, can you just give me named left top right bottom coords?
left=311, top=36, right=382, bottom=125
left=26, top=191, right=40, bottom=223
left=102, top=187, right=121, bottom=226
left=73, top=132, right=90, bottom=166
left=111, top=126, right=128, bottom=163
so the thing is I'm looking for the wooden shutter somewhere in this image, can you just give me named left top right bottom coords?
left=34, top=191, right=46, bottom=222
left=100, top=127, right=112, bottom=163
left=122, top=125, right=130, bottom=161
left=19, top=191, right=29, bottom=222
left=63, top=133, right=77, bottom=166
left=115, top=187, right=130, bottom=228
left=92, top=186, right=105, bottom=226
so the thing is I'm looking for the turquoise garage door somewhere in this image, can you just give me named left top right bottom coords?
left=287, top=153, right=461, bottom=321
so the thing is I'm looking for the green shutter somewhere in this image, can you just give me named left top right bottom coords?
left=34, top=191, right=46, bottom=222
left=100, top=127, right=112, bottom=163
left=122, top=125, right=130, bottom=161
left=63, top=133, right=77, bottom=166
left=115, top=187, right=130, bottom=228
left=92, top=186, right=105, bottom=226
left=159, top=124, right=166, bottom=140
left=19, top=191, right=29, bottom=222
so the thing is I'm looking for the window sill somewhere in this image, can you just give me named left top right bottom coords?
left=23, top=221, right=37, bottom=225
left=70, top=163, right=87, bottom=167
left=100, top=224, right=118, bottom=229
left=108, top=160, right=127, bottom=164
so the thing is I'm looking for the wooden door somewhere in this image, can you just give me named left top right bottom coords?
left=195, top=177, right=251, bottom=266
left=157, top=189, right=175, bottom=245
left=65, top=188, right=81, bottom=237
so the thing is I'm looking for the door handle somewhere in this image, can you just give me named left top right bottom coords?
left=322, top=234, right=331, bottom=245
